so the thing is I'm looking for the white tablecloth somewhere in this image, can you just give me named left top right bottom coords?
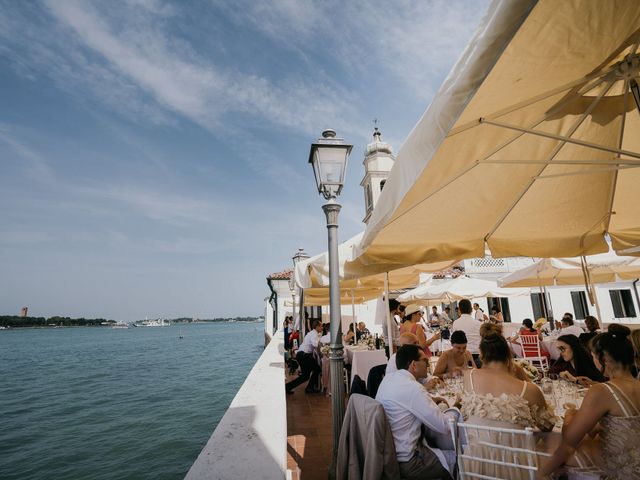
left=425, top=330, right=452, bottom=353
left=345, top=346, right=387, bottom=386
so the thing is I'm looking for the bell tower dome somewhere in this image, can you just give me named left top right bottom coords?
left=360, top=126, right=395, bottom=224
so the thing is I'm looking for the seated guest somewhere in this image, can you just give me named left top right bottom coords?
left=462, top=323, right=555, bottom=431
left=400, top=304, right=440, bottom=357
left=452, top=299, right=481, bottom=367
left=355, top=321, right=370, bottom=341
left=510, top=318, right=549, bottom=357
left=519, top=318, right=541, bottom=337
left=433, top=330, right=475, bottom=379
left=285, top=320, right=323, bottom=394
left=387, top=333, right=441, bottom=390
left=490, top=306, right=504, bottom=323
left=579, top=315, right=600, bottom=351
left=541, top=330, right=640, bottom=478
left=560, top=313, right=584, bottom=337
left=343, top=324, right=355, bottom=345
left=319, top=322, right=331, bottom=344
left=376, top=345, right=457, bottom=479
left=548, top=334, right=605, bottom=384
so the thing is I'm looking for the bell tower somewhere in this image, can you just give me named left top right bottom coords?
left=360, top=126, right=395, bottom=224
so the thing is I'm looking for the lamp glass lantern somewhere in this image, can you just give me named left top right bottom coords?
left=308, top=129, right=353, bottom=200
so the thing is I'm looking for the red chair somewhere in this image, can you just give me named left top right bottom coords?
left=519, top=334, right=549, bottom=374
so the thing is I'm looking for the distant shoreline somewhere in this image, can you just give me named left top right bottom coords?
left=0, top=315, right=263, bottom=329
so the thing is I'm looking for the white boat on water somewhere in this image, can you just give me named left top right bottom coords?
left=138, top=319, right=170, bottom=327
left=111, top=322, right=129, bottom=329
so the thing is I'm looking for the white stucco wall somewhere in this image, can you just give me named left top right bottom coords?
left=184, top=331, right=287, bottom=480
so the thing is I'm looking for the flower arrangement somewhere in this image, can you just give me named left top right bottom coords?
left=533, top=317, right=547, bottom=330
left=513, top=358, right=540, bottom=381
left=320, top=344, right=331, bottom=356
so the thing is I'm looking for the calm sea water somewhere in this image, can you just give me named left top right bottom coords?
left=0, top=322, right=264, bottom=480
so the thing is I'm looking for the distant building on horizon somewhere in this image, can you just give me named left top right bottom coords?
left=20, top=306, right=28, bottom=317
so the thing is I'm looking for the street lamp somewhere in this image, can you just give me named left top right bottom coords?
left=308, top=129, right=352, bottom=467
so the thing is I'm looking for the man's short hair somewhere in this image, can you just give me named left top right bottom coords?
left=310, top=319, right=321, bottom=330
left=398, top=305, right=406, bottom=312
left=389, top=298, right=400, bottom=312
left=395, top=344, right=422, bottom=370
left=563, top=312, right=574, bottom=320
left=459, top=299, right=472, bottom=314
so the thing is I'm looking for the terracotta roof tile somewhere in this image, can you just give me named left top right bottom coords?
left=267, top=268, right=293, bottom=280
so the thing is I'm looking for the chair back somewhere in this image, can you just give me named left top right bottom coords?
left=448, top=417, right=548, bottom=480
left=337, top=394, right=400, bottom=480
left=520, top=334, right=542, bottom=358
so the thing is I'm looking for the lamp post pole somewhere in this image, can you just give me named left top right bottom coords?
left=323, top=197, right=344, bottom=463
left=307, top=129, right=352, bottom=472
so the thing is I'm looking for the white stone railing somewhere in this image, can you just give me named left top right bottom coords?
left=184, top=331, right=287, bottom=479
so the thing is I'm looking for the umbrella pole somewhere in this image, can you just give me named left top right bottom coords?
left=351, top=290, right=356, bottom=343
left=384, top=273, right=394, bottom=354
left=581, top=256, right=603, bottom=322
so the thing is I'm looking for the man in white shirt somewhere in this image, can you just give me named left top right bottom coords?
left=285, top=320, right=322, bottom=394
left=452, top=299, right=482, bottom=367
left=472, top=303, right=487, bottom=322
left=386, top=333, right=441, bottom=390
left=376, top=344, right=456, bottom=479
left=560, top=314, right=584, bottom=337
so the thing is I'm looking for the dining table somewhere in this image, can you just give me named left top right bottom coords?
left=344, top=344, right=387, bottom=387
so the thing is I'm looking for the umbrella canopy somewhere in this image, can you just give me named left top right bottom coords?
left=355, top=0, right=640, bottom=268
left=295, top=231, right=456, bottom=290
left=397, top=275, right=529, bottom=305
left=302, top=286, right=382, bottom=306
left=498, top=251, right=640, bottom=287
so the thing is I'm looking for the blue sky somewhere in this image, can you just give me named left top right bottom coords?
left=0, top=0, right=489, bottom=320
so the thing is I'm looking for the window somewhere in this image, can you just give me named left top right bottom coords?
left=609, top=289, right=637, bottom=318
left=364, top=184, right=372, bottom=211
left=487, top=297, right=511, bottom=322
left=570, top=291, right=589, bottom=320
left=380, top=179, right=386, bottom=191
left=530, top=292, right=552, bottom=320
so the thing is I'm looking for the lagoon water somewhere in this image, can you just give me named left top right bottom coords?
left=0, top=322, right=264, bottom=480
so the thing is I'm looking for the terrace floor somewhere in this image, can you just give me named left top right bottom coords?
left=286, top=376, right=335, bottom=480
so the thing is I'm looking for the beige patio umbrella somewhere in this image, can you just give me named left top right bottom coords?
left=301, top=286, right=382, bottom=306
left=398, top=275, right=529, bottom=305
left=295, top=231, right=455, bottom=290
left=498, top=251, right=640, bottom=288
left=355, top=0, right=640, bottom=268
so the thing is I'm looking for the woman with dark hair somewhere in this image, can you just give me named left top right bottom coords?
left=579, top=315, right=600, bottom=350
left=400, top=304, right=440, bottom=357
left=343, top=323, right=355, bottom=345
left=541, top=330, right=640, bottom=478
left=459, top=323, right=555, bottom=478
left=433, top=330, right=475, bottom=379
left=519, top=318, right=539, bottom=335
left=548, top=334, right=605, bottom=384
left=462, top=323, right=555, bottom=430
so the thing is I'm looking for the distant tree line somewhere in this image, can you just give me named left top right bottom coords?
left=171, top=316, right=261, bottom=323
left=0, top=316, right=115, bottom=328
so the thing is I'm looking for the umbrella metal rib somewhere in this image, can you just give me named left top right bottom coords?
left=483, top=79, right=616, bottom=244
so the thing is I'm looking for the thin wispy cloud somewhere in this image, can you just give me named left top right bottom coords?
left=0, top=0, right=490, bottom=318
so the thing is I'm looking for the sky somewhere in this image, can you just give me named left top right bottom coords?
left=0, top=0, right=490, bottom=321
